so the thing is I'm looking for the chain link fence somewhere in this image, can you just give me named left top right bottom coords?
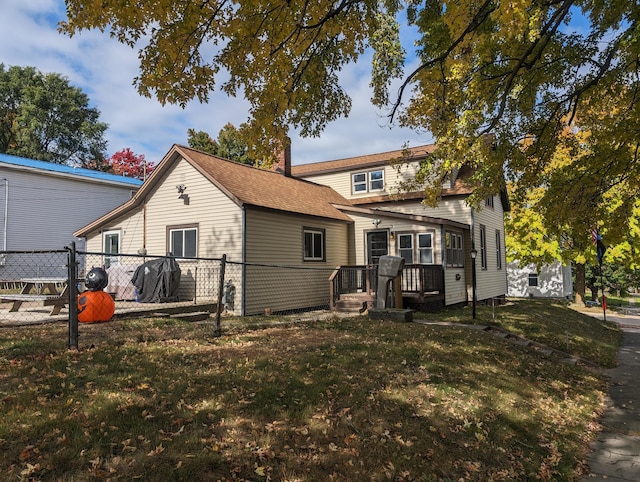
left=0, top=248, right=337, bottom=329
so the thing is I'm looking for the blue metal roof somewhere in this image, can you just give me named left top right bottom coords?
left=0, top=153, right=143, bottom=187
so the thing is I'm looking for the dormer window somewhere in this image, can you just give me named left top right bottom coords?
left=352, top=169, right=384, bottom=194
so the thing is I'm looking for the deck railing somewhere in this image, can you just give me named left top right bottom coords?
left=329, top=264, right=443, bottom=309
left=401, top=264, right=444, bottom=294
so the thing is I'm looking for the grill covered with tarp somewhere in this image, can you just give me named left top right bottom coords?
left=131, top=256, right=181, bottom=303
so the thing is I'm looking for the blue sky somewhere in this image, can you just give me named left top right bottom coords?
left=0, top=0, right=431, bottom=166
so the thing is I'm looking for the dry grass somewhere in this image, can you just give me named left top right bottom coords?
left=0, top=299, right=617, bottom=481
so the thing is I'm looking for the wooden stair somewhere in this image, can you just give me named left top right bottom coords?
left=335, top=292, right=374, bottom=313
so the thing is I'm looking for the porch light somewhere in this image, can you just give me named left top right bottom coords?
left=176, top=184, right=189, bottom=204
left=372, top=218, right=381, bottom=227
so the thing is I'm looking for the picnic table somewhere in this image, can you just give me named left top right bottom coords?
left=0, top=277, right=69, bottom=315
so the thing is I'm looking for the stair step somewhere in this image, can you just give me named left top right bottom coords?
left=339, top=293, right=374, bottom=301
left=335, top=299, right=368, bottom=313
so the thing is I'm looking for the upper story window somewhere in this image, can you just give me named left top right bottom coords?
left=304, top=227, right=325, bottom=261
left=169, top=225, right=198, bottom=258
left=445, top=231, right=464, bottom=267
left=528, top=273, right=538, bottom=287
left=352, top=169, right=384, bottom=194
left=486, top=196, right=494, bottom=208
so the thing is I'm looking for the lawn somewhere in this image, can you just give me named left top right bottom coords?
left=0, top=299, right=619, bottom=481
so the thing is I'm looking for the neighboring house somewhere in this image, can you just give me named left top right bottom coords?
left=292, top=146, right=510, bottom=308
left=507, top=260, right=573, bottom=299
left=74, top=143, right=510, bottom=315
left=0, top=153, right=142, bottom=278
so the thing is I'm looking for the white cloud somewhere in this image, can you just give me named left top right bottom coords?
left=0, top=0, right=431, bottom=166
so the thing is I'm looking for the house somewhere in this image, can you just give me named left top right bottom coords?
left=74, top=145, right=354, bottom=315
left=507, top=260, right=573, bottom=298
left=0, top=153, right=142, bottom=278
left=74, top=143, right=510, bottom=315
left=292, top=146, right=510, bottom=308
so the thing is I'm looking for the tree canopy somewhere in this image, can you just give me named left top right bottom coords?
left=0, top=64, right=108, bottom=165
left=106, top=148, right=154, bottom=180
left=187, top=123, right=255, bottom=165
left=61, top=1, right=639, bottom=250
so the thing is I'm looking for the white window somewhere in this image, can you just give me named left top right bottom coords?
left=486, top=196, right=494, bottom=208
left=369, top=170, right=384, bottom=190
left=169, top=226, right=198, bottom=258
left=418, top=233, right=433, bottom=264
left=397, top=232, right=434, bottom=264
left=103, top=230, right=120, bottom=268
left=304, top=228, right=325, bottom=261
left=398, top=234, right=414, bottom=263
left=445, top=231, right=464, bottom=267
left=352, top=173, right=367, bottom=192
left=352, top=170, right=384, bottom=193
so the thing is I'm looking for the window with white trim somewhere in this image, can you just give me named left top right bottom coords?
left=445, top=231, right=464, bottom=267
left=486, top=196, right=494, bottom=208
left=528, top=273, right=538, bottom=287
left=351, top=169, right=384, bottom=193
left=495, top=230, right=502, bottom=269
left=417, top=233, right=433, bottom=263
left=169, top=225, right=198, bottom=258
left=304, top=228, right=325, bottom=261
left=398, top=234, right=413, bottom=263
left=103, top=230, right=120, bottom=268
left=479, top=225, right=487, bottom=269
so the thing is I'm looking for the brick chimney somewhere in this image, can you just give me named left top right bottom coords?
left=273, top=139, right=292, bottom=177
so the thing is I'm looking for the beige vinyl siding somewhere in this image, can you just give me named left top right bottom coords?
left=445, top=268, right=467, bottom=305
left=243, top=208, right=350, bottom=315
left=380, top=198, right=473, bottom=226
left=84, top=157, right=245, bottom=303
left=84, top=208, right=144, bottom=254
left=143, top=159, right=243, bottom=260
left=302, top=162, right=419, bottom=201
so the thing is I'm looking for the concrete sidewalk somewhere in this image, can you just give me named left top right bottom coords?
left=582, top=310, right=640, bottom=481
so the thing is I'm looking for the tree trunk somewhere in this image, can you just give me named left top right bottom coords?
left=575, top=263, right=586, bottom=305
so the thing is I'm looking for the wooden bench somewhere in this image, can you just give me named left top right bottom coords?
left=0, top=293, right=68, bottom=315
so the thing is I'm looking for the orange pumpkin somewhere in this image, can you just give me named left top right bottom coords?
left=77, top=290, right=115, bottom=323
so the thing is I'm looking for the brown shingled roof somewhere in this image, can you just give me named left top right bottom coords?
left=74, top=145, right=353, bottom=237
left=291, top=144, right=437, bottom=176
left=176, top=146, right=352, bottom=221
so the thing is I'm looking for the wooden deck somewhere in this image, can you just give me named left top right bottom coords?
left=330, top=264, right=445, bottom=313
left=0, top=298, right=218, bottom=326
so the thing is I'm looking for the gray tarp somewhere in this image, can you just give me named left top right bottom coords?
left=131, top=256, right=181, bottom=303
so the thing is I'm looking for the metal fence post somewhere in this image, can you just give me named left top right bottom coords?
left=66, top=242, right=79, bottom=350
left=214, top=254, right=226, bottom=337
